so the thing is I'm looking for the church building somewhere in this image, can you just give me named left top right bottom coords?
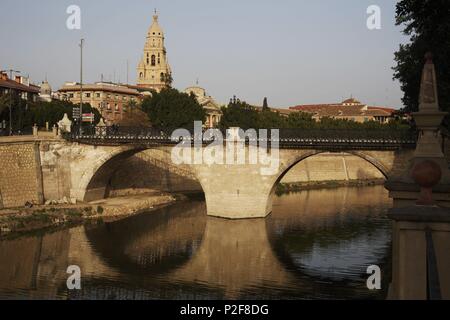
left=136, top=13, right=172, bottom=91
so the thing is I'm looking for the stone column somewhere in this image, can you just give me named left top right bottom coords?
left=386, top=53, right=450, bottom=299
left=385, top=53, right=450, bottom=207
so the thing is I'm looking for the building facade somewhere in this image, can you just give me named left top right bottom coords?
left=289, top=98, right=396, bottom=124
left=58, top=82, right=141, bottom=125
left=184, top=86, right=222, bottom=128
left=136, top=13, right=172, bottom=91
left=0, top=73, right=40, bottom=102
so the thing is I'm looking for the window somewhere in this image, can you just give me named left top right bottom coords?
left=96, top=93, right=101, bottom=98
left=85, top=93, right=91, bottom=98
left=140, top=72, right=143, bottom=79
left=115, top=104, right=119, bottom=111
left=151, top=55, right=156, bottom=66
left=107, top=103, right=111, bottom=110
left=69, top=93, right=74, bottom=98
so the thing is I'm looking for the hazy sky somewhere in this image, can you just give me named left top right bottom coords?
left=0, top=0, right=409, bottom=108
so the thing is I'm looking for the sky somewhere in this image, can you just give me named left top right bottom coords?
left=0, top=0, right=409, bottom=108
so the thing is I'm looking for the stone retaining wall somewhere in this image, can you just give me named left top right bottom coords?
left=0, top=142, right=43, bottom=208
left=281, top=152, right=384, bottom=183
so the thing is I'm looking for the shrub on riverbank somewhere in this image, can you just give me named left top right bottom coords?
left=276, top=179, right=385, bottom=196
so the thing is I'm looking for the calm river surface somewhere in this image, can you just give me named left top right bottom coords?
left=0, top=185, right=392, bottom=300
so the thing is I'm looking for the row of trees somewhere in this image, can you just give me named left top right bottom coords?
left=0, top=96, right=100, bottom=134
left=219, top=99, right=408, bottom=130
left=139, top=89, right=408, bottom=132
left=1, top=87, right=408, bottom=135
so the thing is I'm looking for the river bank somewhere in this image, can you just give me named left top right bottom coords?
left=0, top=179, right=384, bottom=238
left=276, top=179, right=385, bottom=195
left=0, top=192, right=183, bottom=239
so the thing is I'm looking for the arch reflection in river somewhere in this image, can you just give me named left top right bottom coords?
left=0, top=185, right=392, bottom=299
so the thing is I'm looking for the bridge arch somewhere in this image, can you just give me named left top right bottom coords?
left=71, top=145, right=203, bottom=203
left=265, top=150, right=392, bottom=214
left=72, top=146, right=145, bottom=202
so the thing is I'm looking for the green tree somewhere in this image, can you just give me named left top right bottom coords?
left=20, top=100, right=100, bottom=129
left=285, top=112, right=316, bottom=129
left=393, top=0, right=450, bottom=114
left=0, top=95, right=10, bottom=115
left=219, top=99, right=259, bottom=130
left=0, top=97, right=101, bottom=133
left=262, top=97, right=269, bottom=111
left=141, top=88, right=206, bottom=132
left=257, top=109, right=285, bottom=129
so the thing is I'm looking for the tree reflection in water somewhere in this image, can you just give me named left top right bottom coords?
left=0, top=186, right=392, bottom=300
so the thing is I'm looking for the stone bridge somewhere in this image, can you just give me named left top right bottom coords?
left=3, top=134, right=415, bottom=219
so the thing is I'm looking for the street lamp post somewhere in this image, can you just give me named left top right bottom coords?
left=1, top=69, right=21, bottom=135
left=79, top=38, right=84, bottom=135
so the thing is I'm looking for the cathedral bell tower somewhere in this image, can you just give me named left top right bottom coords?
left=137, top=12, right=172, bottom=90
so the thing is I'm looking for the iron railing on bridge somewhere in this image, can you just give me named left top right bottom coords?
left=63, top=126, right=418, bottom=150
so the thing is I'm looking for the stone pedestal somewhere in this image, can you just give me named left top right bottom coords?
left=385, top=54, right=450, bottom=300
left=385, top=53, right=450, bottom=206
left=57, top=113, right=72, bottom=135
left=387, top=206, right=450, bottom=299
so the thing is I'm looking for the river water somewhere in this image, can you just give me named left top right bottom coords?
left=0, top=185, right=392, bottom=300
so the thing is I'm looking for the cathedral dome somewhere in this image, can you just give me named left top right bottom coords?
left=40, top=80, right=52, bottom=95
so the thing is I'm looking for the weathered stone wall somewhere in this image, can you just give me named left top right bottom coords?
left=109, top=149, right=202, bottom=195
left=39, top=141, right=73, bottom=202
left=280, top=153, right=384, bottom=183
left=0, top=142, right=43, bottom=208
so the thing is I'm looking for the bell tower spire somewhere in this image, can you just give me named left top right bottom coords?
left=137, top=11, right=172, bottom=90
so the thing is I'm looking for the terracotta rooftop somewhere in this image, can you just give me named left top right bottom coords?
left=0, top=78, right=40, bottom=94
left=58, top=82, right=140, bottom=96
left=253, top=106, right=296, bottom=115
left=289, top=98, right=397, bottom=117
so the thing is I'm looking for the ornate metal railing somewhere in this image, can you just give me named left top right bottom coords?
left=63, top=126, right=418, bottom=150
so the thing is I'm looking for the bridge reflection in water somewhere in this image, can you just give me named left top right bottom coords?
left=0, top=186, right=392, bottom=300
